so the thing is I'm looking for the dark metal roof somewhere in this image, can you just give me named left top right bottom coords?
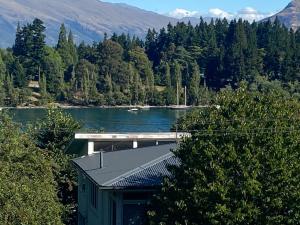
left=72, top=144, right=177, bottom=189
left=111, top=156, right=180, bottom=188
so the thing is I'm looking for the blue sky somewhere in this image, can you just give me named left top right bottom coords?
left=104, top=0, right=291, bottom=20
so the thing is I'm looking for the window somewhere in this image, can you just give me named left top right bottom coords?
left=90, top=182, right=98, bottom=209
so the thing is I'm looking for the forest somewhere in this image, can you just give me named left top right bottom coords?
left=0, top=17, right=300, bottom=107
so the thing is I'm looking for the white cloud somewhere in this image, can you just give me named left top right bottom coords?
left=237, top=7, right=273, bottom=21
left=168, top=7, right=274, bottom=22
left=168, top=8, right=199, bottom=19
left=208, top=8, right=234, bottom=19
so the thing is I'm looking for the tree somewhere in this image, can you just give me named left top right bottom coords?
left=68, top=30, right=78, bottom=66
left=97, top=40, right=125, bottom=82
left=104, top=73, right=114, bottom=105
left=0, top=113, right=63, bottom=225
left=129, top=46, right=155, bottom=104
left=5, top=74, right=18, bottom=106
left=29, top=18, right=46, bottom=79
left=11, top=59, right=26, bottom=88
left=149, top=86, right=300, bottom=225
left=30, top=107, right=81, bottom=224
left=57, top=24, right=68, bottom=50
left=13, top=19, right=46, bottom=81
left=163, top=62, right=176, bottom=105
left=173, top=61, right=182, bottom=104
left=189, top=63, right=201, bottom=105
left=75, top=59, right=98, bottom=104
left=43, top=47, right=65, bottom=97
left=223, top=19, right=248, bottom=87
left=56, top=24, right=77, bottom=70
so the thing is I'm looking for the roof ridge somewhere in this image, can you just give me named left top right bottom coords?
left=102, top=152, right=174, bottom=186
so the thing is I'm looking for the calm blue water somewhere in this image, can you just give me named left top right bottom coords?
left=8, top=108, right=188, bottom=132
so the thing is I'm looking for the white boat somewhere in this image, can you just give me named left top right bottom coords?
left=128, top=108, right=139, bottom=112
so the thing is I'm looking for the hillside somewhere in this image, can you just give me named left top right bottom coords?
left=263, top=0, right=300, bottom=30
left=0, top=0, right=179, bottom=47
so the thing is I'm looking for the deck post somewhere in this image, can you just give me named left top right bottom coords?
left=88, top=141, right=95, bottom=155
left=133, top=140, right=138, bottom=149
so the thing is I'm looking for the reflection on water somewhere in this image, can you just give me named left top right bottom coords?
left=7, top=108, right=188, bottom=132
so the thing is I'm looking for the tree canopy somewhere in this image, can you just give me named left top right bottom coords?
left=0, top=18, right=300, bottom=106
left=149, top=86, right=300, bottom=225
left=30, top=107, right=81, bottom=224
left=0, top=113, right=63, bottom=225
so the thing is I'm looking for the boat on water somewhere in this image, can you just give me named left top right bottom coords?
left=128, top=108, right=139, bottom=112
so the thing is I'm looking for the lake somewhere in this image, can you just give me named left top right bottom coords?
left=7, top=108, right=188, bottom=132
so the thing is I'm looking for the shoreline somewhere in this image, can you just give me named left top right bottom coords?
left=1, top=104, right=202, bottom=110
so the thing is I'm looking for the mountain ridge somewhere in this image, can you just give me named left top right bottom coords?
left=263, top=0, right=300, bottom=30
left=0, top=0, right=180, bottom=47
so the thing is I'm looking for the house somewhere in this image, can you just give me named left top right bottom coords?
left=72, top=143, right=178, bottom=225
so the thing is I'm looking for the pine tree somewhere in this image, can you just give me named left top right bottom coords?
left=57, top=24, right=68, bottom=50
left=68, top=30, right=78, bottom=65
left=31, top=18, right=46, bottom=79
left=11, top=59, right=26, bottom=88
left=43, top=47, right=64, bottom=96
left=56, top=24, right=75, bottom=69
left=224, top=19, right=248, bottom=87
left=12, top=23, right=24, bottom=57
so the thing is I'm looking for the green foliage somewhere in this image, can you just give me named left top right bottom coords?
left=75, top=59, right=98, bottom=104
left=57, top=24, right=78, bottom=70
left=13, top=19, right=46, bottom=80
left=149, top=87, right=300, bottom=225
left=189, top=63, right=201, bottom=105
left=43, top=46, right=65, bottom=96
left=11, top=59, right=26, bottom=88
left=32, top=107, right=80, bottom=151
left=0, top=113, right=63, bottom=225
left=2, top=17, right=300, bottom=107
left=30, top=107, right=81, bottom=224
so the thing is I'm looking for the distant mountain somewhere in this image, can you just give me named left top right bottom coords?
left=0, top=0, right=181, bottom=47
left=263, top=0, right=300, bottom=30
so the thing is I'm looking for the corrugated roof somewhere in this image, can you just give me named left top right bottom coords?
left=111, top=156, right=180, bottom=188
left=72, top=144, right=177, bottom=189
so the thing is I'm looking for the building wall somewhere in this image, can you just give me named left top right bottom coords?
left=77, top=171, right=152, bottom=225
left=78, top=172, right=117, bottom=225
